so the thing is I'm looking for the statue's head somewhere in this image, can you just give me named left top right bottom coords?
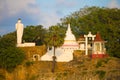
left=18, top=18, right=21, bottom=23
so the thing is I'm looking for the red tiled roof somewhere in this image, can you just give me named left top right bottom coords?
left=94, top=32, right=104, bottom=42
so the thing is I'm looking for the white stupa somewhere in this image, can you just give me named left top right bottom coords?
left=41, top=24, right=79, bottom=62
left=61, top=24, right=79, bottom=49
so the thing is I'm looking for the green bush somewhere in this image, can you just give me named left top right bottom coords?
left=96, top=60, right=102, bottom=68
left=25, top=61, right=34, bottom=67
left=95, top=70, right=106, bottom=79
left=0, top=32, right=16, bottom=48
left=0, top=47, right=25, bottom=72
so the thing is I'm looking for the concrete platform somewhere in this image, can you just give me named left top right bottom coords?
left=17, top=42, right=35, bottom=47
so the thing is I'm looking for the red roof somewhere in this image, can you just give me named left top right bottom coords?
left=94, top=32, right=104, bottom=42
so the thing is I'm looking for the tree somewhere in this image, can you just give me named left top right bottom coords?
left=23, top=25, right=47, bottom=45
left=0, top=47, right=25, bottom=72
left=0, top=32, right=16, bottom=48
left=0, top=32, right=25, bottom=72
left=60, top=7, right=120, bottom=58
left=43, top=25, right=66, bottom=47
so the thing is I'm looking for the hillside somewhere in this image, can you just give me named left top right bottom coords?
left=0, top=46, right=120, bottom=80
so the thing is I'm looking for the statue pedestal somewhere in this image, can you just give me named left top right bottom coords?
left=17, top=42, right=35, bottom=47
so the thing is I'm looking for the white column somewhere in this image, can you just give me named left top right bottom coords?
left=84, top=35, right=88, bottom=55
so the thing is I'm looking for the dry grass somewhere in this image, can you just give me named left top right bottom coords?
left=2, top=46, right=120, bottom=80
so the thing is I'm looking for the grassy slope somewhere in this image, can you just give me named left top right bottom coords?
left=1, top=46, right=120, bottom=80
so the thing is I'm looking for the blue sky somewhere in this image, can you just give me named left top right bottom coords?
left=0, top=0, right=120, bottom=35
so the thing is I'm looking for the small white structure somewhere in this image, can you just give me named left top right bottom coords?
left=41, top=24, right=79, bottom=62
left=15, top=18, right=35, bottom=47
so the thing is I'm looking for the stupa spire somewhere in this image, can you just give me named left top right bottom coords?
left=65, top=23, right=75, bottom=40
left=66, top=23, right=72, bottom=35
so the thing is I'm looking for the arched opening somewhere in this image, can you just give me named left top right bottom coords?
left=33, top=54, right=40, bottom=61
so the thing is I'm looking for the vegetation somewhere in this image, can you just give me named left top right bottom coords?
left=60, top=7, right=120, bottom=58
left=30, top=7, right=119, bottom=58
left=0, top=47, right=25, bottom=72
left=0, top=45, right=119, bottom=80
left=96, top=70, right=106, bottom=79
left=96, top=60, right=102, bottom=68
left=0, top=6, right=120, bottom=80
left=0, top=33, right=25, bottom=73
left=23, top=25, right=47, bottom=45
left=0, top=32, right=16, bottom=48
left=1, top=7, right=119, bottom=58
left=25, top=61, right=34, bottom=67
left=22, top=25, right=65, bottom=47
left=43, top=25, right=66, bottom=47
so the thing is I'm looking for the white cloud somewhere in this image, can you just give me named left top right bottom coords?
left=108, top=0, right=120, bottom=8
left=0, top=0, right=61, bottom=28
left=0, top=0, right=37, bottom=21
left=39, top=12, right=60, bottom=27
left=0, top=0, right=39, bottom=18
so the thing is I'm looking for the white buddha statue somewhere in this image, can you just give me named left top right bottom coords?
left=15, top=18, right=24, bottom=44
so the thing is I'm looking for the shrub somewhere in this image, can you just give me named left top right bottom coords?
left=0, top=47, right=25, bottom=72
left=25, top=61, right=34, bottom=67
left=95, top=70, right=106, bottom=79
left=96, top=60, right=102, bottom=68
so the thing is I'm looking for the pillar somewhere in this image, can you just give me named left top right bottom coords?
left=84, top=35, right=88, bottom=55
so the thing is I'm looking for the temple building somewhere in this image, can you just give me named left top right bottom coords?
left=40, top=24, right=107, bottom=62
left=92, top=32, right=107, bottom=58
